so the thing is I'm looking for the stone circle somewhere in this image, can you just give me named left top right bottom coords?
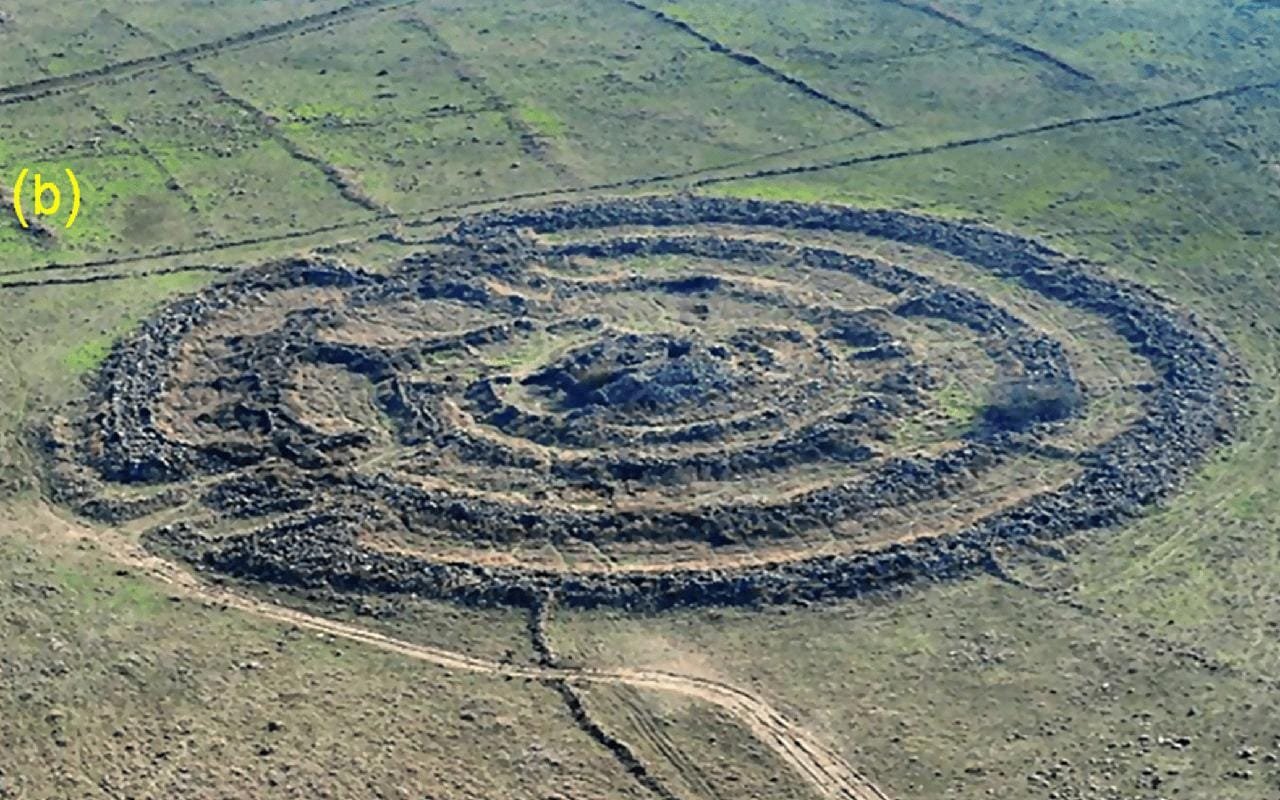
left=46, top=196, right=1241, bottom=610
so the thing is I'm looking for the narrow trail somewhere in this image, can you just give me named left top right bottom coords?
left=69, top=513, right=890, bottom=800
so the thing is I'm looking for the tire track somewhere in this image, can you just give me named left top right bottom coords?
left=614, top=668, right=889, bottom=800
left=693, top=75, right=1280, bottom=187
left=613, top=685, right=724, bottom=800
left=531, top=600, right=686, bottom=800
left=58, top=513, right=890, bottom=800
left=616, top=0, right=885, bottom=129
left=558, top=682, right=687, bottom=800
left=877, top=0, right=1096, bottom=84
left=0, top=0, right=419, bottom=109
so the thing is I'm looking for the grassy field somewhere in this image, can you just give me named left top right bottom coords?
left=2, top=0, right=1279, bottom=798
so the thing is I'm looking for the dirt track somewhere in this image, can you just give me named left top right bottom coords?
left=63, top=508, right=889, bottom=800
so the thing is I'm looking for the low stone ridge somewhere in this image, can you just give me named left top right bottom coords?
left=46, top=196, right=1243, bottom=611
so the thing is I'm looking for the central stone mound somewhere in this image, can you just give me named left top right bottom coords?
left=46, top=196, right=1240, bottom=611
left=525, top=333, right=748, bottom=415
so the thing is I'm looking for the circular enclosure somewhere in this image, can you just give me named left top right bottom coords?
left=48, top=196, right=1239, bottom=610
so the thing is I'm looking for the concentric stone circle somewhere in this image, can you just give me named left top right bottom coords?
left=47, top=196, right=1240, bottom=610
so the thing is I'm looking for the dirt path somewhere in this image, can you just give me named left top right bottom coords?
left=612, top=684, right=725, bottom=800
left=67, top=511, right=890, bottom=800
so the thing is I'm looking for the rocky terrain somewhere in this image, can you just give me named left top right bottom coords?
left=46, top=195, right=1243, bottom=612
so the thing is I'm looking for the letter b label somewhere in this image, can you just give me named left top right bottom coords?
left=34, top=173, right=61, bottom=217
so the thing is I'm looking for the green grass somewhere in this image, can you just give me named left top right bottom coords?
left=516, top=104, right=568, bottom=138
left=552, top=575, right=1280, bottom=799
left=482, top=329, right=577, bottom=370
left=0, top=509, right=644, bottom=800
left=54, top=271, right=211, bottom=374
left=683, top=75, right=1280, bottom=799
left=0, top=0, right=1279, bottom=797
left=61, top=333, right=118, bottom=374
left=934, top=381, right=981, bottom=430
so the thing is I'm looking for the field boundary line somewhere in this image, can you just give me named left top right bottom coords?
left=878, top=0, right=1096, bottom=84
left=693, top=76, right=1280, bottom=187
left=11, top=75, right=1273, bottom=283
left=22, top=30, right=202, bottom=217
left=616, top=0, right=885, bottom=129
left=0, top=0, right=420, bottom=108
left=0, top=265, right=232, bottom=292
left=102, top=11, right=389, bottom=216
left=399, top=14, right=579, bottom=184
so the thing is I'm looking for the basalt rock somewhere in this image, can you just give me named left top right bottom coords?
left=51, top=196, right=1242, bottom=612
